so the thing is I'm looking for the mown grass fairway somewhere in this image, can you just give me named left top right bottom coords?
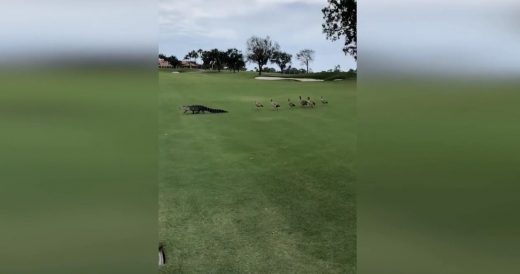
left=159, top=71, right=356, bottom=273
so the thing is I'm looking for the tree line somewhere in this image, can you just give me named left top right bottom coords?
left=159, top=48, right=245, bottom=73
left=160, top=36, right=316, bottom=76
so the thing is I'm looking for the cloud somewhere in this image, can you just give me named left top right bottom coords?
left=361, top=0, right=520, bottom=75
left=159, top=0, right=325, bottom=38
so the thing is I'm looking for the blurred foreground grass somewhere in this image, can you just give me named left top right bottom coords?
left=0, top=69, right=157, bottom=274
left=358, top=79, right=520, bottom=274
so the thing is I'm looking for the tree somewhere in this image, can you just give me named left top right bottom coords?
left=184, top=50, right=199, bottom=69
left=200, top=49, right=227, bottom=72
left=322, top=0, right=357, bottom=60
left=263, top=67, right=276, bottom=73
left=200, top=50, right=213, bottom=69
left=271, top=51, right=292, bottom=74
left=225, top=48, right=245, bottom=73
left=296, top=49, right=315, bottom=73
left=246, top=36, right=279, bottom=76
left=210, top=49, right=227, bottom=72
left=159, top=54, right=180, bottom=68
left=167, top=55, right=180, bottom=68
left=334, top=64, right=341, bottom=72
left=197, top=49, right=203, bottom=63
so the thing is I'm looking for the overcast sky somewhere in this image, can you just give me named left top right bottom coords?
left=159, top=0, right=356, bottom=72
left=361, top=0, right=520, bottom=76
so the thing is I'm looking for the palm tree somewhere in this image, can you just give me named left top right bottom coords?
left=197, top=49, right=203, bottom=64
left=184, top=50, right=199, bottom=69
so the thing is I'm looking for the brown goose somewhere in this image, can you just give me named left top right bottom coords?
left=270, top=99, right=280, bottom=110
left=255, top=101, right=264, bottom=111
left=320, top=96, right=328, bottom=104
left=299, top=96, right=308, bottom=107
left=288, top=98, right=296, bottom=108
left=307, top=96, right=316, bottom=107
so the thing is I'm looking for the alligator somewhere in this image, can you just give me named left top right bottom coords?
left=181, top=105, right=228, bottom=114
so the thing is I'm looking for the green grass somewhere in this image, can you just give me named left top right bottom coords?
left=159, top=71, right=356, bottom=273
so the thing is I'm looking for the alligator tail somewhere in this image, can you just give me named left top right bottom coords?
left=206, top=107, right=228, bottom=113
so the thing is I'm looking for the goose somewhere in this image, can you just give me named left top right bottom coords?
left=299, top=96, right=309, bottom=107
left=320, top=96, right=328, bottom=104
left=270, top=99, right=280, bottom=110
left=307, top=96, right=316, bottom=107
left=255, top=101, right=264, bottom=111
left=288, top=98, right=296, bottom=108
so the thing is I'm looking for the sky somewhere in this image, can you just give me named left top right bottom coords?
left=1, top=1, right=155, bottom=64
left=360, top=0, right=520, bottom=76
left=159, top=0, right=356, bottom=72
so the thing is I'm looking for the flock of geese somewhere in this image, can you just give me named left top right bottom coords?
left=255, top=96, right=328, bottom=111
